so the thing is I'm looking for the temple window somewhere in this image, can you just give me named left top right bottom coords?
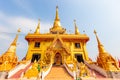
left=34, top=42, right=40, bottom=47
left=31, top=53, right=41, bottom=62
left=75, top=43, right=81, bottom=48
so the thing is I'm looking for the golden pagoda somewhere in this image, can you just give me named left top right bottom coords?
left=94, top=30, right=120, bottom=71
left=24, top=60, right=39, bottom=78
left=0, top=29, right=20, bottom=71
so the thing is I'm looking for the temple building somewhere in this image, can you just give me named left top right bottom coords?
left=25, top=6, right=89, bottom=65
left=0, top=6, right=120, bottom=80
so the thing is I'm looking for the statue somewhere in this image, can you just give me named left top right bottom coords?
left=44, top=52, right=51, bottom=64
left=73, top=58, right=77, bottom=71
left=24, top=60, right=39, bottom=78
left=38, top=59, right=46, bottom=69
left=79, top=62, right=90, bottom=77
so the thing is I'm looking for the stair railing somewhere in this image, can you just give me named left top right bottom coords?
left=8, top=60, right=31, bottom=78
left=41, top=62, right=52, bottom=80
left=64, top=62, right=76, bottom=80
left=84, top=60, right=107, bottom=77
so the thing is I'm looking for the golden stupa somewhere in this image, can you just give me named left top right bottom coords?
left=0, top=29, right=20, bottom=72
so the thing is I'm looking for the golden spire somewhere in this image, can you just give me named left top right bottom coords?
left=53, top=6, right=62, bottom=29
left=0, top=29, right=20, bottom=71
left=94, top=30, right=106, bottom=53
left=34, top=19, right=40, bottom=34
left=50, top=6, right=66, bottom=34
left=74, top=20, right=80, bottom=35
left=6, top=29, right=20, bottom=53
left=94, top=30, right=120, bottom=71
left=55, top=6, right=59, bottom=21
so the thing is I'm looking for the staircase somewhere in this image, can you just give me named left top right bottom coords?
left=44, top=65, right=73, bottom=80
left=84, top=61, right=107, bottom=77
left=89, top=68, right=105, bottom=78
left=0, top=72, right=8, bottom=79
left=9, top=63, right=32, bottom=78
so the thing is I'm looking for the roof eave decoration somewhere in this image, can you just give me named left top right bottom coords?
left=46, top=35, right=71, bottom=55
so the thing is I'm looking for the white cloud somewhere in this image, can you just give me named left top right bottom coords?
left=0, top=11, right=52, bottom=34
left=11, top=0, right=35, bottom=15
left=0, top=34, right=12, bottom=40
left=0, top=11, right=52, bottom=60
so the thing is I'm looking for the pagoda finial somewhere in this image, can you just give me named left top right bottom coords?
left=55, top=5, right=59, bottom=20
left=34, top=19, right=40, bottom=34
left=50, top=6, right=66, bottom=34
left=94, top=30, right=106, bottom=53
left=53, top=6, right=61, bottom=29
left=94, top=30, right=101, bottom=45
left=74, top=20, right=80, bottom=35
left=5, top=28, right=20, bottom=55
left=11, top=28, right=21, bottom=46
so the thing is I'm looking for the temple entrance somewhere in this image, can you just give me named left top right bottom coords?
left=75, top=54, right=84, bottom=63
left=31, top=53, right=41, bottom=62
left=54, top=53, right=62, bottom=65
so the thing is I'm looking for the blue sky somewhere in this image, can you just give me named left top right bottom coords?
left=0, top=0, right=120, bottom=61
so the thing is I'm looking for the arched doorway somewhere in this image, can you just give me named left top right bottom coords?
left=54, top=53, right=62, bottom=65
